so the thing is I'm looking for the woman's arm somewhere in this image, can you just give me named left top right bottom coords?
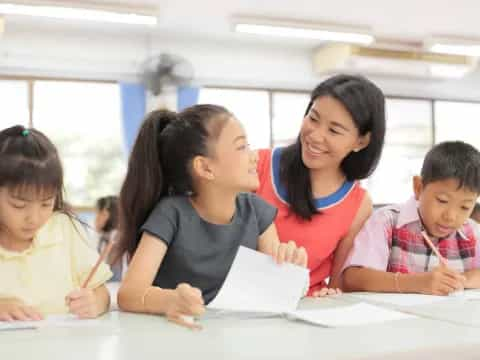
left=328, top=193, right=373, bottom=289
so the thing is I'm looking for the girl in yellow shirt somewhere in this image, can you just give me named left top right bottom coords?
left=0, top=126, right=112, bottom=321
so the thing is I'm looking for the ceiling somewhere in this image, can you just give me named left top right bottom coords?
left=3, top=0, right=480, bottom=100
left=4, top=0, right=480, bottom=49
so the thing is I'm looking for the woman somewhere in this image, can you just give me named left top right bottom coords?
left=256, top=74, right=386, bottom=295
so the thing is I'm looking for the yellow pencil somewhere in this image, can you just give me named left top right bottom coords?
left=81, top=240, right=115, bottom=288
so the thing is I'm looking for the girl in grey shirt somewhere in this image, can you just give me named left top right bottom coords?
left=116, top=105, right=307, bottom=328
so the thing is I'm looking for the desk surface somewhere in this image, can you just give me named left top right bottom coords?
left=3, top=294, right=480, bottom=360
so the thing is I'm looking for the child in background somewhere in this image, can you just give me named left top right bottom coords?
left=117, top=105, right=307, bottom=328
left=95, top=195, right=118, bottom=252
left=470, top=203, right=480, bottom=223
left=343, top=141, right=480, bottom=295
left=0, top=126, right=112, bottom=321
left=95, top=195, right=125, bottom=281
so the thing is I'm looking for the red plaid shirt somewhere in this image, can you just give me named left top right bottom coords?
left=343, top=197, right=480, bottom=274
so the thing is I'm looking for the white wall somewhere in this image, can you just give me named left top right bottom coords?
left=1, top=23, right=480, bottom=101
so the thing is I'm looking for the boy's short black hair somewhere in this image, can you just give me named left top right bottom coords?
left=421, top=141, right=480, bottom=193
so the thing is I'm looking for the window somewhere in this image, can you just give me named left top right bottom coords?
left=271, top=92, right=309, bottom=147
left=434, top=101, right=480, bottom=149
left=366, top=99, right=433, bottom=204
left=0, top=80, right=29, bottom=129
left=5, top=77, right=474, bottom=208
left=33, top=81, right=125, bottom=207
left=198, top=88, right=271, bottom=149
left=198, top=89, right=441, bottom=205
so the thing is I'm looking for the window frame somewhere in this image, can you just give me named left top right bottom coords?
left=4, top=77, right=480, bottom=207
left=0, top=75, right=119, bottom=211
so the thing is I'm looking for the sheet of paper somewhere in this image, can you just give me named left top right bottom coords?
left=208, top=246, right=309, bottom=313
left=454, top=290, right=480, bottom=300
left=203, top=309, right=279, bottom=320
left=349, top=292, right=450, bottom=307
left=0, top=314, right=100, bottom=331
left=0, top=322, right=38, bottom=331
left=288, top=302, right=416, bottom=327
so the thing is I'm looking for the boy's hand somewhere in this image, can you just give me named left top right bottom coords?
left=0, top=301, right=43, bottom=321
left=418, top=265, right=466, bottom=295
left=165, top=283, right=205, bottom=330
left=66, top=288, right=101, bottom=319
left=272, top=240, right=308, bottom=267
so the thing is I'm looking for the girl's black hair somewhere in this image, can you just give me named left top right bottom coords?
left=0, top=125, right=66, bottom=210
left=96, top=195, right=119, bottom=233
left=117, top=105, right=231, bottom=258
left=280, top=74, right=386, bottom=220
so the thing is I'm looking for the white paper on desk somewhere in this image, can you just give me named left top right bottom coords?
left=0, top=322, right=38, bottom=331
left=287, top=302, right=416, bottom=327
left=349, top=292, right=450, bottom=307
left=203, top=309, right=279, bottom=320
left=0, top=314, right=100, bottom=331
left=455, top=290, right=480, bottom=300
left=208, top=246, right=309, bottom=313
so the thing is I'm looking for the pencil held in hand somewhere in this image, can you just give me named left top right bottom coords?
left=81, top=240, right=115, bottom=289
left=421, top=231, right=448, bottom=267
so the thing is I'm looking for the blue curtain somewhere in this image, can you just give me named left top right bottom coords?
left=177, top=86, right=200, bottom=111
left=120, top=82, right=146, bottom=156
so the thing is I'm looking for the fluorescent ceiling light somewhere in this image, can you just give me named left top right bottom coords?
left=427, top=38, right=480, bottom=57
left=0, top=3, right=157, bottom=25
left=430, top=44, right=480, bottom=57
left=429, top=64, right=472, bottom=79
left=234, top=19, right=374, bottom=45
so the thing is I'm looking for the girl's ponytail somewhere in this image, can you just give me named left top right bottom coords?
left=117, top=110, right=176, bottom=258
left=116, top=104, right=232, bottom=260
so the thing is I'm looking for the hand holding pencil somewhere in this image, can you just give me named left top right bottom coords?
left=419, top=231, right=466, bottom=295
left=66, top=240, right=114, bottom=318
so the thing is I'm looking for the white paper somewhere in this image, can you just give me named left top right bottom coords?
left=0, top=314, right=100, bottom=331
left=454, top=290, right=480, bottom=300
left=349, top=292, right=450, bottom=307
left=208, top=246, right=309, bottom=313
left=0, top=322, right=37, bottom=331
left=203, top=309, right=278, bottom=320
left=288, top=302, right=416, bottom=327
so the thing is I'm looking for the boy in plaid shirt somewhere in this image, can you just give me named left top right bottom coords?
left=342, top=141, right=480, bottom=295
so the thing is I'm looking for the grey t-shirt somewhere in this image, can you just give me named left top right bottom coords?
left=141, top=192, right=277, bottom=304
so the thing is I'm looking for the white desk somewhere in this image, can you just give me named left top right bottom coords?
left=2, top=296, right=480, bottom=360
left=342, top=290, right=480, bottom=328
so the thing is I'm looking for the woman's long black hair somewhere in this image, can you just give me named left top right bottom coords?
left=280, top=74, right=386, bottom=220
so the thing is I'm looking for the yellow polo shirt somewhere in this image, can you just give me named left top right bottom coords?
left=0, top=213, right=112, bottom=314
